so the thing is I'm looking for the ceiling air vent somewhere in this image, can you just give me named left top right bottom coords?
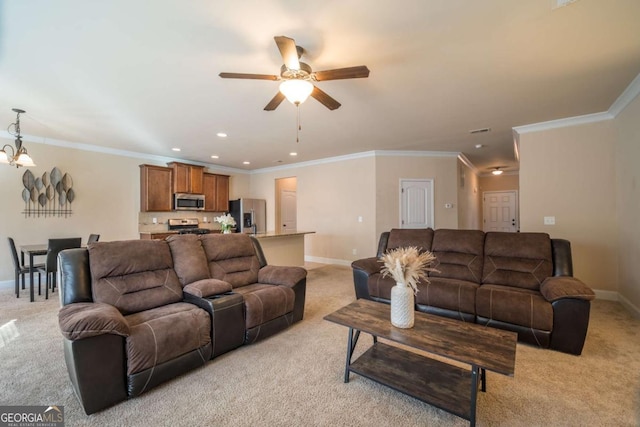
left=469, top=127, right=491, bottom=134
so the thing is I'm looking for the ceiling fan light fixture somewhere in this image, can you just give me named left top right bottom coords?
left=279, top=79, right=314, bottom=105
left=492, top=167, right=504, bottom=175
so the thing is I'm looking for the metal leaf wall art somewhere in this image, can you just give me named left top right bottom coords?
left=21, top=167, right=75, bottom=217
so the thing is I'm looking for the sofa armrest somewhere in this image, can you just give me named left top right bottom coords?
left=183, top=278, right=233, bottom=298
left=59, top=302, right=130, bottom=341
left=351, top=257, right=382, bottom=276
left=258, top=265, right=307, bottom=287
left=540, top=276, right=595, bottom=303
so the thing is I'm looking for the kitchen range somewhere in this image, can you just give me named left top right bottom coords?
left=168, top=218, right=212, bottom=235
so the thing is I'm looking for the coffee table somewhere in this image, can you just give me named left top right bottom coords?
left=324, top=299, right=517, bottom=426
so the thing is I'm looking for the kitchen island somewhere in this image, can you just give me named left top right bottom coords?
left=251, top=231, right=315, bottom=267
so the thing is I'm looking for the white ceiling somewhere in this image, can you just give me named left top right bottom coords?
left=2, top=0, right=640, bottom=173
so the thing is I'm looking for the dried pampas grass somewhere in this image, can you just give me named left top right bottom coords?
left=380, top=246, right=438, bottom=294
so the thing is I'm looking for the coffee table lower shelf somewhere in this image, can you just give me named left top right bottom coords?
left=349, top=342, right=473, bottom=421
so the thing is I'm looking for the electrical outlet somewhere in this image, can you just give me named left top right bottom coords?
left=203, top=217, right=208, bottom=223
left=352, top=249, right=357, bottom=255
left=544, top=216, right=556, bottom=225
left=357, top=216, right=363, bottom=223
left=152, top=217, right=158, bottom=224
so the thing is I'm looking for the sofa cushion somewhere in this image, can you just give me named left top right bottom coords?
left=386, top=228, right=434, bottom=253
left=200, top=234, right=260, bottom=287
left=482, top=232, right=553, bottom=291
left=89, top=240, right=183, bottom=315
left=125, top=302, right=211, bottom=375
left=167, top=234, right=210, bottom=286
left=233, top=284, right=295, bottom=329
left=415, top=277, right=478, bottom=315
left=476, top=284, right=553, bottom=331
left=183, top=278, right=233, bottom=298
left=429, top=229, right=484, bottom=284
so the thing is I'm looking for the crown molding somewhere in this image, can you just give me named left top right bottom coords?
left=609, top=72, right=640, bottom=117
left=513, top=71, right=640, bottom=135
left=457, top=153, right=480, bottom=175
left=0, top=131, right=246, bottom=174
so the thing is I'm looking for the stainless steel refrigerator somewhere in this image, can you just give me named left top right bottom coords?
left=229, top=198, right=266, bottom=234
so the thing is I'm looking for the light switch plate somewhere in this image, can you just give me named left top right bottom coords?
left=544, top=216, right=555, bottom=225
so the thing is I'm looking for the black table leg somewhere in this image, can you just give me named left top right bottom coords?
left=29, top=253, right=35, bottom=302
left=470, top=364, right=479, bottom=427
left=344, top=328, right=360, bottom=383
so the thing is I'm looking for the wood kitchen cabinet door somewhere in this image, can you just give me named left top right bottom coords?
left=140, top=165, right=172, bottom=212
left=203, top=173, right=230, bottom=212
left=169, top=162, right=204, bottom=194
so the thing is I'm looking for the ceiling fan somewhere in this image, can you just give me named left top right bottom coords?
left=219, top=36, right=370, bottom=111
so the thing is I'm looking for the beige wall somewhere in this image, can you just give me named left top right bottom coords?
left=249, top=156, right=377, bottom=263
left=519, top=121, right=618, bottom=292
left=0, top=139, right=244, bottom=283
left=614, top=93, right=640, bottom=311
left=478, top=173, right=519, bottom=193
left=375, top=154, right=459, bottom=238
left=457, top=159, right=482, bottom=230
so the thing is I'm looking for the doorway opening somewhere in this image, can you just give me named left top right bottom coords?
left=275, top=177, right=297, bottom=233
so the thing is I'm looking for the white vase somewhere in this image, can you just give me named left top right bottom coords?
left=390, top=282, right=415, bottom=328
left=223, top=228, right=231, bottom=234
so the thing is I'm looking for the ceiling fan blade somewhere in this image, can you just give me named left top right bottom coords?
left=264, top=92, right=286, bottom=111
left=219, top=72, right=279, bottom=80
left=310, top=86, right=341, bottom=110
left=274, top=36, right=300, bottom=71
left=314, top=66, right=370, bottom=81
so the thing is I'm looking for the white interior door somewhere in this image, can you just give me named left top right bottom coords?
left=280, top=189, right=297, bottom=232
left=483, top=190, right=518, bottom=232
left=400, top=179, right=434, bottom=228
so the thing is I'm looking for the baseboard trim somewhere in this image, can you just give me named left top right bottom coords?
left=618, top=293, right=640, bottom=319
left=304, top=256, right=352, bottom=267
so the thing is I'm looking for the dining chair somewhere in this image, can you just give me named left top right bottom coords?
left=87, top=234, right=100, bottom=243
left=37, top=237, right=82, bottom=299
left=8, top=237, right=42, bottom=299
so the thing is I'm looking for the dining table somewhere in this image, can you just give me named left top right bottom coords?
left=20, top=244, right=48, bottom=302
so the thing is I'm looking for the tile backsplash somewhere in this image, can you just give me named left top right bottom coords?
left=139, top=211, right=226, bottom=232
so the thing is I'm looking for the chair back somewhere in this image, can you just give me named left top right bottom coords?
left=46, top=238, right=82, bottom=272
left=87, top=234, right=100, bottom=243
left=8, top=237, right=21, bottom=270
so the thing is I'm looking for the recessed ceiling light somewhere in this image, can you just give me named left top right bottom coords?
left=216, top=132, right=227, bottom=138
left=211, top=155, right=219, bottom=159
left=243, top=161, right=250, bottom=165
left=172, top=148, right=181, bottom=152
left=289, top=152, right=297, bottom=156
left=475, top=144, right=484, bottom=149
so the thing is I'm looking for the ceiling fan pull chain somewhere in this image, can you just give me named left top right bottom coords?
left=296, top=104, right=301, bottom=143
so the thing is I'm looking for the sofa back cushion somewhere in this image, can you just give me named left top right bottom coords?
left=429, top=229, right=484, bottom=284
left=482, top=232, right=553, bottom=291
left=199, top=234, right=260, bottom=288
left=167, top=234, right=210, bottom=286
left=386, top=228, right=434, bottom=253
left=89, top=240, right=183, bottom=315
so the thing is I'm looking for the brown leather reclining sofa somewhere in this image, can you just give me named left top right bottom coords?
left=351, top=228, right=595, bottom=355
left=57, top=234, right=306, bottom=414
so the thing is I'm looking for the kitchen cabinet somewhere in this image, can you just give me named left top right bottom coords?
left=203, top=173, right=230, bottom=212
left=168, top=162, right=204, bottom=194
left=140, top=165, right=172, bottom=212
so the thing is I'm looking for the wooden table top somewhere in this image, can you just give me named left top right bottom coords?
left=324, top=299, right=517, bottom=376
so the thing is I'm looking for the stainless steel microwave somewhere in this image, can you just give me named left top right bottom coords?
left=174, top=193, right=205, bottom=211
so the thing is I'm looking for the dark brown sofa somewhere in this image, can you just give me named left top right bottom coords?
left=351, top=228, right=595, bottom=355
left=57, top=234, right=306, bottom=414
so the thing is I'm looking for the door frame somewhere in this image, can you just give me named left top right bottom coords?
left=482, top=190, right=519, bottom=232
left=399, top=178, right=435, bottom=229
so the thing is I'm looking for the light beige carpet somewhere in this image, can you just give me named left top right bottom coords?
left=0, top=264, right=639, bottom=426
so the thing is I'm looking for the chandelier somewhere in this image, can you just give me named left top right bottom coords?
left=1, top=108, right=36, bottom=168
